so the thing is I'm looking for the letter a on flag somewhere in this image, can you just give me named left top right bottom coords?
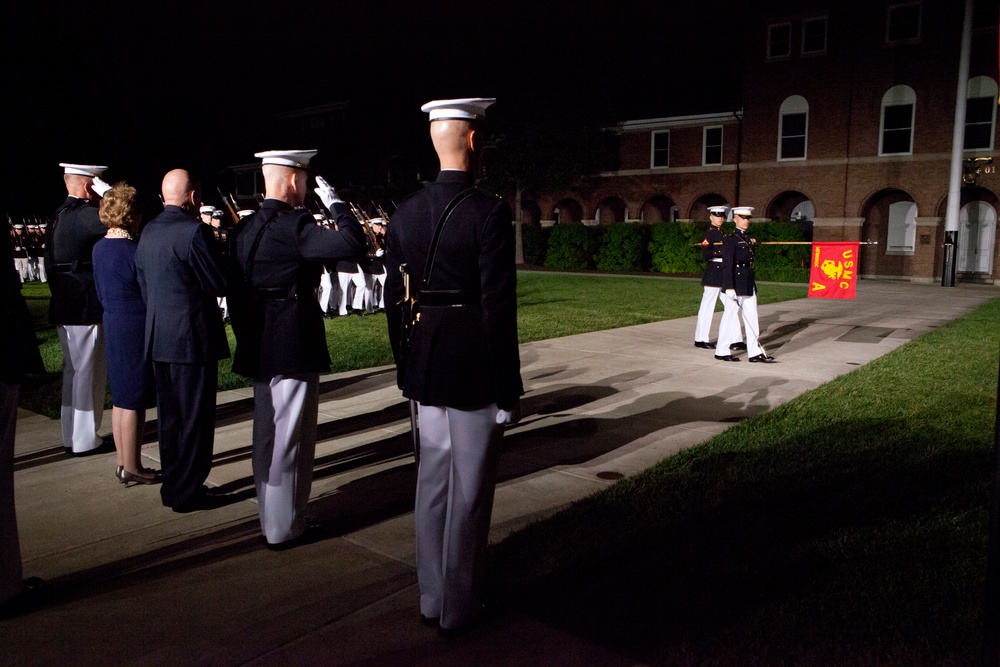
left=808, top=242, right=860, bottom=299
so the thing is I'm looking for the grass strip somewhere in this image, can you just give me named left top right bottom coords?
left=490, top=297, right=1000, bottom=665
left=17, top=273, right=806, bottom=418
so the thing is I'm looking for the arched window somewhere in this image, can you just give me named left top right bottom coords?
left=886, top=200, right=917, bottom=254
left=880, top=85, right=916, bottom=155
left=778, top=95, right=808, bottom=160
left=965, top=76, right=998, bottom=151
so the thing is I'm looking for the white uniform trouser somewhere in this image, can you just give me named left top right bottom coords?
left=415, top=403, right=503, bottom=630
left=14, top=258, right=29, bottom=283
left=318, top=269, right=333, bottom=314
left=372, top=270, right=386, bottom=310
left=695, top=286, right=721, bottom=343
left=362, top=272, right=377, bottom=313
left=57, top=324, right=106, bottom=453
left=0, top=381, right=24, bottom=605
left=217, top=296, right=228, bottom=320
left=36, top=258, right=46, bottom=283
left=252, top=373, right=318, bottom=544
left=337, top=271, right=365, bottom=315
left=717, top=291, right=763, bottom=357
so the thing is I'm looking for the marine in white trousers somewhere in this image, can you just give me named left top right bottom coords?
left=0, top=380, right=24, bottom=605
left=717, top=291, right=764, bottom=358
left=415, top=403, right=503, bottom=630
left=318, top=268, right=333, bottom=314
left=371, top=269, right=386, bottom=310
left=56, top=324, right=106, bottom=454
left=252, top=373, right=318, bottom=545
left=337, top=270, right=365, bottom=315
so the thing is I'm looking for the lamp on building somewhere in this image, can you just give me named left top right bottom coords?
left=962, top=156, right=994, bottom=185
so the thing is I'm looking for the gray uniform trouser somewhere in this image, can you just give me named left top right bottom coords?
left=57, top=324, right=106, bottom=453
left=252, top=373, right=319, bottom=545
left=415, top=403, right=503, bottom=630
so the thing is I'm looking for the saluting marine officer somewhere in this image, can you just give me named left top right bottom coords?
left=717, top=206, right=775, bottom=363
left=46, top=163, right=113, bottom=455
left=229, top=150, right=365, bottom=550
left=695, top=205, right=741, bottom=352
left=384, top=98, right=524, bottom=636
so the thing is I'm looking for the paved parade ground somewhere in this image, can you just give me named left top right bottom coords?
left=5, top=280, right=999, bottom=666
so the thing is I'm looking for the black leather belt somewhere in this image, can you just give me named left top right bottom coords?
left=255, top=286, right=318, bottom=301
left=734, top=263, right=753, bottom=268
left=417, top=289, right=479, bottom=307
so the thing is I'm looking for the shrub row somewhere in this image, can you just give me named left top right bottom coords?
left=524, top=220, right=810, bottom=282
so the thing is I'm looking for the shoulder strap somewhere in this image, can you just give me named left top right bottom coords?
left=421, top=188, right=478, bottom=288
left=242, top=209, right=283, bottom=286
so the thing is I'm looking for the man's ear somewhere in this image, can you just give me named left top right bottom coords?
left=468, top=128, right=479, bottom=153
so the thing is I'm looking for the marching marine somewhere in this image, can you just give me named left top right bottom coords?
left=717, top=206, right=775, bottom=363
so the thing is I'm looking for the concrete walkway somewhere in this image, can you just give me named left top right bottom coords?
left=4, top=280, right=998, bottom=666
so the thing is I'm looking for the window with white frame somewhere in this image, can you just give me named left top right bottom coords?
left=651, top=130, right=670, bottom=168
left=703, top=126, right=723, bottom=165
left=886, top=201, right=917, bottom=254
left=965, top=76, right=998, bottom=151
left=802, top=16, right=827, bottom=55
left=767, top=22, right=792, bottom=59
left=879, top=85, right=916, bottom=155
left=778, top=95, right=808, bottom=160
left=886, top=2, right=921, bottom=43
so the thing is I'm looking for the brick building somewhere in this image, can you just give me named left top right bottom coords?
left=530, top=0, right=1000, bottom=283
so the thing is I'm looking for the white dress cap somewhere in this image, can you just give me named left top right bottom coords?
left=59, top=163, right=108, bottom=177
left=313, top=213, right=325, bottom=221
left=200, top=206, right=216, bottom=214
left=237, top=210, right=254, bottom=219
left=369, top=217, right=386, bottom=226
left=707, top=205, right=728, bottom=215
left=420, top=98, right=496, bottom=122
left=254, top=149, right=318, bottom=169
left=732, top=206, right=755, bottom=217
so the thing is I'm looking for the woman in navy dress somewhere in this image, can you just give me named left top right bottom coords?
left=93, top=183, right=159, bottom=485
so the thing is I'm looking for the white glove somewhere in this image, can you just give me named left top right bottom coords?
left=726, top=289, right=737, bottom=300
left=496, top=401, right=522, bottom=426
left=91, top=177, right=112, bottom=197
left=375, top=249, right=384, bottom=258
left=314, top=175, right=342, bottom=209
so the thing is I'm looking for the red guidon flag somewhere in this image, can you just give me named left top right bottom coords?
left=808, top=242, right=860, bottom=299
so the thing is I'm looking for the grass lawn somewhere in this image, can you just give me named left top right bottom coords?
left=17, top=272, right=806, bottom=418
left=490, top=296, right=1000, bottom=665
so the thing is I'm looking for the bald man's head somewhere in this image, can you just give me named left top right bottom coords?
left=161, top=169, right=201, bottom=212
left=262, top=163, right=308, bottom=207
left=430, top=120, right=481, bottom=172
left=64, top=173, right=95, bottom=200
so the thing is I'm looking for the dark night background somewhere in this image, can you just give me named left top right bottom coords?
left=0, top=0, right=744, bottom=217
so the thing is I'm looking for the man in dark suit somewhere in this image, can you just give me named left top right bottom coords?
left=45, top=163, right=112, bottom=455
left=135, top=169, right=230, bottom=512
left=229, top=150, right=365, bottom=549
left=720, top=206, right=775, bottom=363
left=695, top=205, right=732, bottom=351
left=384, top=98, right=524, bottom=636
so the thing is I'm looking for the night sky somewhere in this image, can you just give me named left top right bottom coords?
left=1, top=0, right=743, bottom=216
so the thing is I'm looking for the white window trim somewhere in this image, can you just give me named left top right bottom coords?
left=777, top=96, right=809, bottom=161
left=886, top=201, right=918, bottom=255
left=801, top=15, right=828, bottom=56
left=886, top=2, right=922, bottom=45
left=965, top=76, right=998, bottom=152
left=703, top=126, right=724, bottom=165
left=651, top=130, right=670, bottom=168
left=767, top=22, right=793, bottom=60
left=879, top=85, right=916, bottom=156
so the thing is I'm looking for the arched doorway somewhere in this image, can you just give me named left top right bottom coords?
left=640, top=195, right=676, bottom=223
left=958, top=201, right=997, bottom=276
left=768, top=190, right=814, bottom=239
left=689, top=194, right=729, bottom=221
left=596, top=197, right=627, bottom=225
left=552, top=199, right=583, bottom=224
left=860, top=189, right=917, bottom=278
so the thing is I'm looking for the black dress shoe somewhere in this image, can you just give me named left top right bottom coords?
left=748, top=354, right=776, bottom=363
left=714, top=354, right=740, bottom=362
left=172, top=489, right=235, bottom=513
left=0, top=577, right=48, bottom=619
left=694, top=341, right=714, bottom=349
left=265, top=521, right=329, bottom=551
left=730, top=341, right=747, bottom=350
left=421, top=614, right=440, bottom=628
